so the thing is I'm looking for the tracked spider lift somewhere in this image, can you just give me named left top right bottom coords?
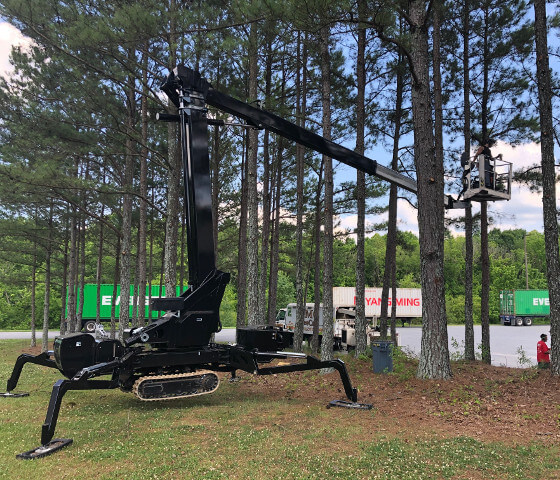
left=2, top=66, right=469, bottom=459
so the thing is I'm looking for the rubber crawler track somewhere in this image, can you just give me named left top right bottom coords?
left=132, top=370, right=220, bottom=401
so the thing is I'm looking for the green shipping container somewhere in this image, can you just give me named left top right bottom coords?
left=68, top=284, right=189, bottom=320
left=499, top=290, right=550, bottom=316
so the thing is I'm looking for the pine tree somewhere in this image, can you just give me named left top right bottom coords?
left=319, top=23, right=335, bottom=363
left=408, top=0, right=452, bottom=379
left=354, top=0, right=368, bottom=355
left=468, top=0, right=535, bottom=363
left=533, top=0, right=560, bottom=375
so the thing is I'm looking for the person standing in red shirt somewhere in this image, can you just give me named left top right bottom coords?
left=537, top=334, right=551, bottom=369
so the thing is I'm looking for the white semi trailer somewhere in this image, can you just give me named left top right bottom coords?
left=277, top=288, right=421, bottom=350
left=333, top=287, right=422, bottom=321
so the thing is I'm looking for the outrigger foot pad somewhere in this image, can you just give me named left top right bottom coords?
left=0, top=392, right=29, bottom=398
left=327, top=399, right=373, bottom=410
left=16, top=438, right=73, bottom=459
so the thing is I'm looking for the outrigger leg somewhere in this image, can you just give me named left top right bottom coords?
left=0, top=351, right=57, bottom=398
left=254, top=352, right=372, bottom=410
left=17, top=369, right=119, bottom=459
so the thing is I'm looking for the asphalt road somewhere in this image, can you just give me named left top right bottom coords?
left=1, top=324, right=547, bottom=367
left=397, top=324, right=547, bottom=367
left=0, top=331, right=62, bottom=339
left=0, top=329, right=237, bottom=341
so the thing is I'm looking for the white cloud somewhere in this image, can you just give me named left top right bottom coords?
left=0, top=21, right=32, bottom=77
left=498, top=140, right=541, bottom=170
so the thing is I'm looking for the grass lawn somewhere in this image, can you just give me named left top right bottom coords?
left=0, top=339, right=559, bottom=479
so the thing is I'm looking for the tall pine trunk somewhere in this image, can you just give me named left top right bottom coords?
left=480, top=4, right=491, bottom=364
left=96, top=200, right=105, bottom=329
left=59, top=209, right=69, bottom=335
left=383, top=51, right=404, bottom=345
left=67, top=209, right=78, bottom=332
left=294, top=32, right=308, bottom=352
left=137, top=46, right=149, bottom=328
left=267, top=60, right=286, bottom=325
left=164, top=2, right=179, bottom=298
left=320, top=25, right=334, bottom=363
left=534, top=0, right=560, bottom=375
left=246, top=21, right=261, bottom=326
left=312, top=165, right=323, bottom=354
left=42, top=202, right=53, bottom=352
left=432, top=0, right=448, bottom=356
left=111, top=234, right=120, bottom=339
left=268, top=138, right=283, bottom=325
left=463, top=0, right=475, bottom=361
left=118, top=57, right=136, bottom=342
left=481, top=202, right=490, bottom=363
left=30, top=241, right=36, bottom=347
left=409, top=0, right=451, bottom=379
left=236, top=139, right=248, bottom=328
left=77, top=215, right=86, bottom=331
left=354, top=0, right=368, bottom=355
left=260, top=36, right=272, bottom=324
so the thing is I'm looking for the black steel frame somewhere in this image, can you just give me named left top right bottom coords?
left=4, top=343, right=358, bottom=451
left=3, top=65, right=380, bottom=457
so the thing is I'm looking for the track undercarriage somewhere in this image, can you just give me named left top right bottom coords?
left=132, top=371, right=220, bottom=401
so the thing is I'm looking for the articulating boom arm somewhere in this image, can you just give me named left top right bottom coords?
left=162, top=65, right=463, bottom=209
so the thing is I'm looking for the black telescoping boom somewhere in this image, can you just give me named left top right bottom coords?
left=162, top=65, right=465, bottom=210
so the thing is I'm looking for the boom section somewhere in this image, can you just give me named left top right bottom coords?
left=179, top=89, right=216, bottom=287
left=162, top=65, right=418, bottom=195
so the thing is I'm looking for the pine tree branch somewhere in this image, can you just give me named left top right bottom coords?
left=361, top=20, right=420, bottom=87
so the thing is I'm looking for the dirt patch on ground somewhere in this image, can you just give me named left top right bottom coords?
left=237, top=356, right=560, bottom=445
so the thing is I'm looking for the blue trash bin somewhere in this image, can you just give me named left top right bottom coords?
left=371, top=340, right=393, bottom=373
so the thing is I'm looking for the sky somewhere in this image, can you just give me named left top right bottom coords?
left=0, top=20, right=557, bottom=237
